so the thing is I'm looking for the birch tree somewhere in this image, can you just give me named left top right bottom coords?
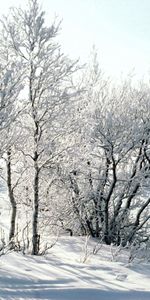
left=0, top=14, right=25, bottom=245
left=0, top=38, right=24, bottom=244
left=2, top=0, right=81, bottom=254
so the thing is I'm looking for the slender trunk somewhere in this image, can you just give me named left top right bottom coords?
left=126, top=197, right=150, bottom=245
left=85, top=217, right=95, bottom=237
left=32, top=152, right=40, bottom=255
left=29, top=60, right=40, bottom=255
left=7, top=148, right=17, bottom=243
left=104, top=156, right=117, bottom=245
left=95, top=201, right=100, bottom=237
left=104, top=204, right=110, bottom=244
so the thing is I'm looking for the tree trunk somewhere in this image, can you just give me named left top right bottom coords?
left=104, top=203, right=111, bottom=244
left=7, top=148, right=17, bottom=244
left=32, top=153, right=40, bottom=255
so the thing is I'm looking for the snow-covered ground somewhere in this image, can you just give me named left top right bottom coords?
left=0, top=190, right=150, bottom=300
left=0, top=235, right=150, bottom=300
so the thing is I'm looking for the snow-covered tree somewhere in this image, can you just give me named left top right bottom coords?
left=53, top=54, right=150, bottom=246
left=2, top=0, right=81, bottom=254
left=68, top=71, right=150, bottom=245
left=0, top=25, right=24, bottom=244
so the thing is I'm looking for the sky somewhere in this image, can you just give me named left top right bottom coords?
left=1, top=0, right=150, bottom=80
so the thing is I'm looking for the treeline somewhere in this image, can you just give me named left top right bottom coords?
left=0, top=0, right=149, bottom=255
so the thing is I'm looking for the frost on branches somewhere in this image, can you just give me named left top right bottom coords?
left=0, top=1, right=149, bottom=256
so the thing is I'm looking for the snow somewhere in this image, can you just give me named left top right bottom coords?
left=0, top=236, right=150, bottom=300
left=0, top=190, right=149, bottom=300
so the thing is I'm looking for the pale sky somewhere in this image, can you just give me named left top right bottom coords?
left=1, top=0, right=150, bottom=80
